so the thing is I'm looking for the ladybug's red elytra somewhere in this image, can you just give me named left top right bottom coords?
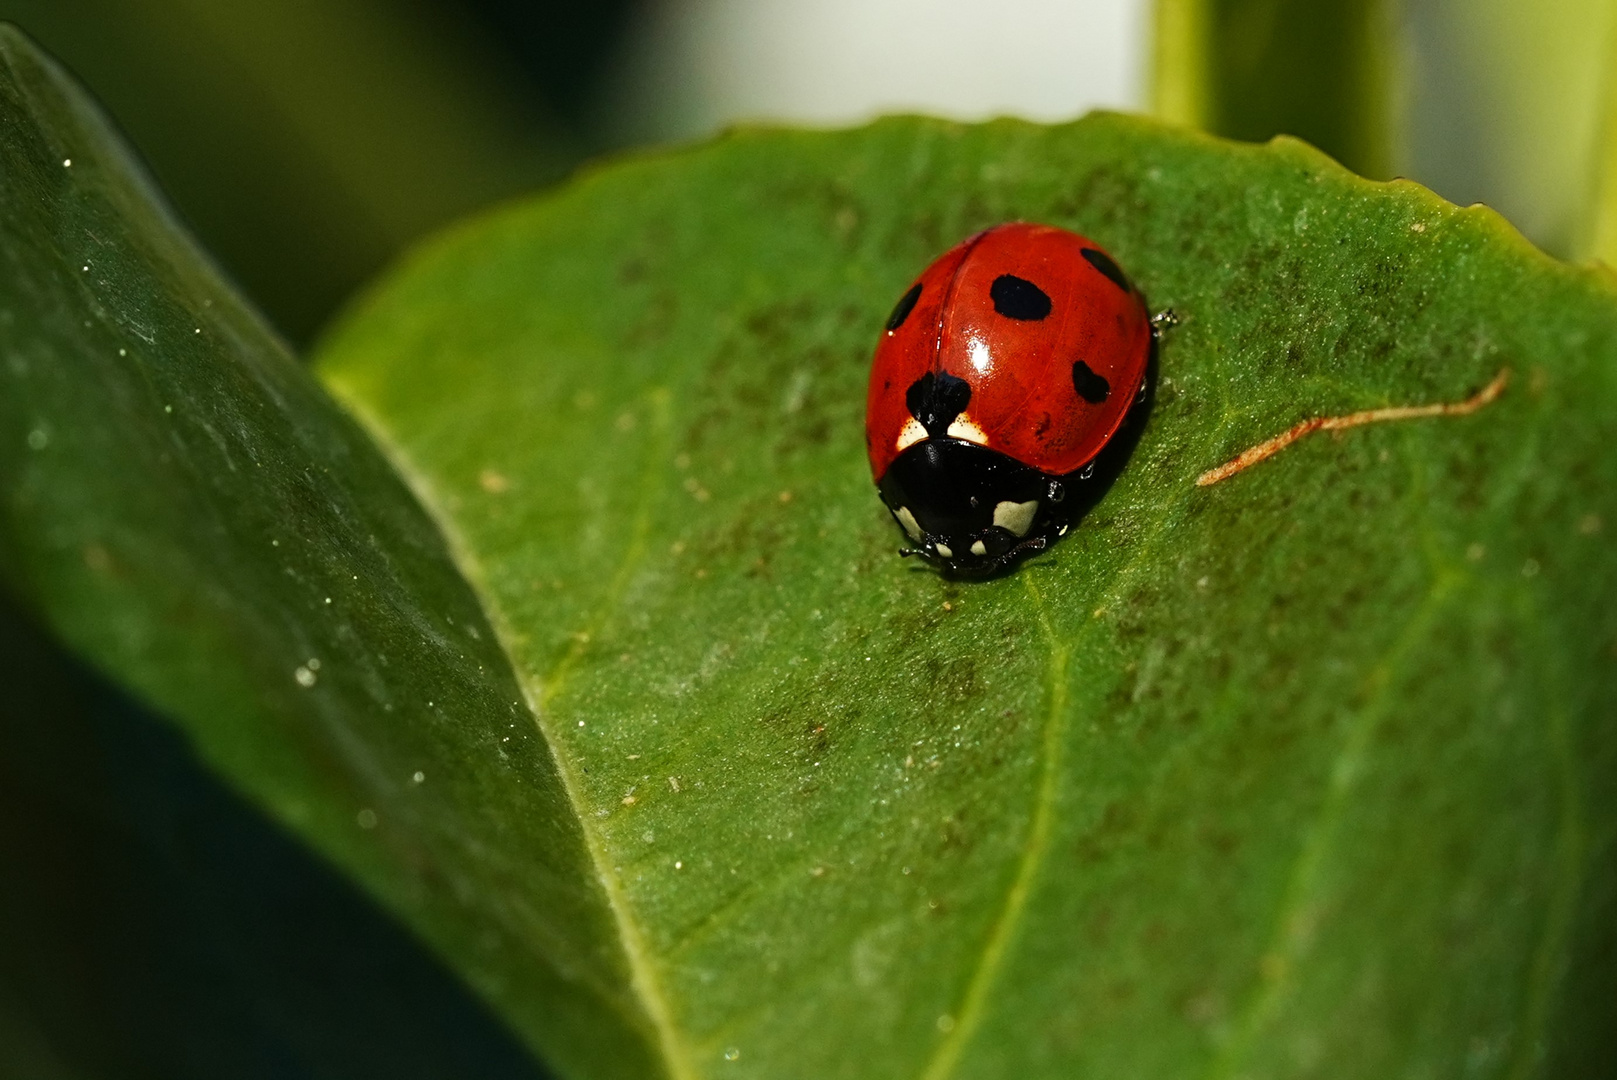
left=865, top=222, right=1170, bottom=577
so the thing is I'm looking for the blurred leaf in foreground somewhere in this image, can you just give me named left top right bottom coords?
left=0, top=26, right=654, bottom=1079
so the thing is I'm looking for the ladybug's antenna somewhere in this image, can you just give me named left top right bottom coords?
left=1010, top=536, right=1049, bottom=558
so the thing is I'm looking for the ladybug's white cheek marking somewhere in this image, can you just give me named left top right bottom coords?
left=946, top=413, right=989, bottom=445
left=993, top=499, right=1039, bottom=537
left=970, top=540, right=988, bottom=556
left=935, top=543, right=954, bottom=559
left=895, top=506, right=924, bottom=542
left=896, top=417, right=927, bottom=453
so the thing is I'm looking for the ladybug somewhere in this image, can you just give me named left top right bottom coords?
left=865, top=222, right=1170, bottom=577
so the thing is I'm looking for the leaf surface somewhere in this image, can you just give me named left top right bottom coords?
left=318, top=115, right=1617, bottom=1077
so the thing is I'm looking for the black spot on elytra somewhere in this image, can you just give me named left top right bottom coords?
left=1081, top=248, right=1130, bottom=293
left=886, top=282, right=922, bottom=332
left=990, top=275, right=1051, bottom=321
left=1072, top=360, right=1110, bottom=404
left=906, top=371, right=972, bottom=438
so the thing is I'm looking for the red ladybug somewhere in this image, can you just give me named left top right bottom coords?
left=865, top=222, right=1168, bottom=576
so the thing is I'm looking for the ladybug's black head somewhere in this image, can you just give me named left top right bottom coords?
left=906, top=371, right=972, bottom=439
left=877, top=439, right=1075, bottom=579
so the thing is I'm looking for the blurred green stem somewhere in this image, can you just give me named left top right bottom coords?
left=1156, top=0, right=1617, bottom=259
left=1152, top=0, right=1396, bottom=180
left=1399, top=0, right=1617, bottom=259
left=1570, top=3, right=1617, bottom=262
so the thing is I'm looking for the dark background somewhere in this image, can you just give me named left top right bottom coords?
left=0, top=0, right=646, bottom=345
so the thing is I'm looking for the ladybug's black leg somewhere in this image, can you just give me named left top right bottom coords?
left=1150, top=308, right=1179, bottom=337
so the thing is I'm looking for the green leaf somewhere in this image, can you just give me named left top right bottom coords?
left=0, top=26, right=660, bottom=1079
left=5, top=22, right=1617, bottom=1080
left=1152, top=0, right=1396, bottom=179
left=316, top=109, right=1617, bottom=1080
